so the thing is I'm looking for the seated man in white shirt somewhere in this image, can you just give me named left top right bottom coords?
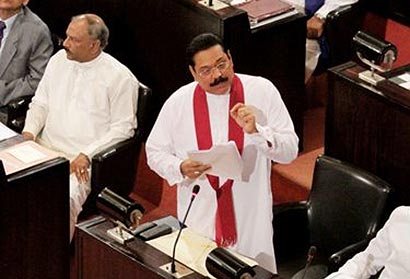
left=326, top=206, right=410, bottom=279
left=285, top=0, right=358, bottom=82
left=22, top=13, right=139, bottom=241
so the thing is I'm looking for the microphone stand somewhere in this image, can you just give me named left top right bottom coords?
left=170, top=192, right=197, bottom=273
left=301, top=246, right=317, bottom=279
left=163, top=185, right=200, bottom=277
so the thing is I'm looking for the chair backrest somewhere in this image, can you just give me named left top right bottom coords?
left=135, top=82, right=153, bottom=142
left=307, top=155, right=391, bottom=258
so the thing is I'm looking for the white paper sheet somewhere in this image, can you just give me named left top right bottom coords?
left=0, top=122, right=17, bottom=141
left=188, top=141, right=243, bottom=179
left=7, top=144, right=48, bottom=163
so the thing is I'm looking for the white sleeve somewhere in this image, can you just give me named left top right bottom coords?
left=22, top=59, right=52, bottom=137
left=316, top=0, right=359, bottom=18
left=81, top=75, right=138, bottom=158
left=247, top=79, right=299, bottom=164
left=145, top=98, right=186, bottom=186
left=327, top=209, right=397, bottom=278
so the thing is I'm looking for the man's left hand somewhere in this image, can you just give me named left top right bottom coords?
left=230, top=103, right=258, bottom=134
left=70, top=153, right=90, bottom=184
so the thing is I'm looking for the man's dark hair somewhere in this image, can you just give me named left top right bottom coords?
left=186, top=33, right=227, bottom=67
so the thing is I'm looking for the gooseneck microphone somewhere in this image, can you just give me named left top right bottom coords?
left=170, top=185, right=200, bottom=274
left=301, top=246, right=317, bottom=279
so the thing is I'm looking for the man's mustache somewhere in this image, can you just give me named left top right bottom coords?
left=210, top=76, right=228, bottom=87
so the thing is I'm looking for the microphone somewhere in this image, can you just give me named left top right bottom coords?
left=170, top=185, right=200, bottom=274
left=301, top=246, right=317, bottom=279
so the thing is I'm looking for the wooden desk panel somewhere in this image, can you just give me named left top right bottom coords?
left=326, top=62, right=410, bottom=214
left=75, top=216, right=279, bottom=279
left=0, top=137, right=69, bottom=279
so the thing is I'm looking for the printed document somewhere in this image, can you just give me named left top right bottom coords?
left=188, top=141, right=243, bottom=179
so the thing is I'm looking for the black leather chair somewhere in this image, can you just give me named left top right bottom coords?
left=273, top=155, right=391, bottom=279
left=314, top=2, right=366, bottom=75
left=79, top=82, right=152, bottom=219
left=0, top=95, right=33, bottom=132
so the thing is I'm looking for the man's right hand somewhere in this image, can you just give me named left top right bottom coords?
left=180, top=159, right=211, bottom=180
left=22, top=132, right=35, bottom=141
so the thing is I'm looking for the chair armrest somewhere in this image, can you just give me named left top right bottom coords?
left=92, top=136, right=139, bottom=162
left=328, top=239, right=369, bottom=272
left=79, top=136, right=140, bottom=218
left=326, top=4, right=355, bottom=22
left=5, top=95, right=33, bottom=132
left=91, top=136, right=140, bottom=199
left=273, top=201, right=310, bottom=259
left=273, top=200, right=308, bottom=215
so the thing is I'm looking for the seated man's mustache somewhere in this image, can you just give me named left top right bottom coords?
left=210, top=76, right=228, bottom=87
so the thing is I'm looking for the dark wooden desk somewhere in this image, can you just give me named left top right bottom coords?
left=30, top=0, right=306, bottom=148
left=0, top=136, right=70, bottom=279
left=326, top=62, right=410, bottom=215
left=75, top=216, right=280, bottom=279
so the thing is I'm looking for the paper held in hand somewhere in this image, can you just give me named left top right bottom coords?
left=188, top=141, right=243, bottom=180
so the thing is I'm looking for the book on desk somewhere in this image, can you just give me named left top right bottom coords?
left=232, top=0, right=296, bottom=27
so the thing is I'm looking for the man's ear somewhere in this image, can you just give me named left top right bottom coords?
left=23, top=0, right=30, bottom=6
left=227, top=50, right=234, bottom=66
left=189, top=65, right=198, bottom=81
left=90, top=40, right=101, bottom=54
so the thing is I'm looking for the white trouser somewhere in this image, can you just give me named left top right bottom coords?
left=69, top=170, right=91, bottom=242
left=305, top=38, right=321, bottom=83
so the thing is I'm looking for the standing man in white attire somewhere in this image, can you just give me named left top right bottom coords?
left=285, top=0, right=358, bottom=82
left=146, top=33, right=298, bottom=274
left=22, top=14, right=138, bottom=241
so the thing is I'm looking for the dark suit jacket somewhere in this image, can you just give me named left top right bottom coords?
left=0, top=6, right=53, bottom=106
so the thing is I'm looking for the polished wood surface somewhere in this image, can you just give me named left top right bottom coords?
left=0, top=136, right=69, bottom=279
left=75, top=216, right=280, bottom=279
left=29, top=0, right=306, bottom=149
left=325, top=61, right=410, bottom=215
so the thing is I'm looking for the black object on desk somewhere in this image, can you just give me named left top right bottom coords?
left=206, top=247, right=256, bottom=279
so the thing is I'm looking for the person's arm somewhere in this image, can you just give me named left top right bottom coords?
left=326, top=209, right=399, bottom=278
left=0, top=24, right=53, bottom=105
left=307, top=0, right=359, bottom=38
left=233, top=79, right=299, bottom=164
left=22, top=56, right=53, bottom=139
left=315, top=0, right=359, bottom=19
left=80, top=76, right=138, bottom=159
left=145, top=95, right=188, bottom=186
